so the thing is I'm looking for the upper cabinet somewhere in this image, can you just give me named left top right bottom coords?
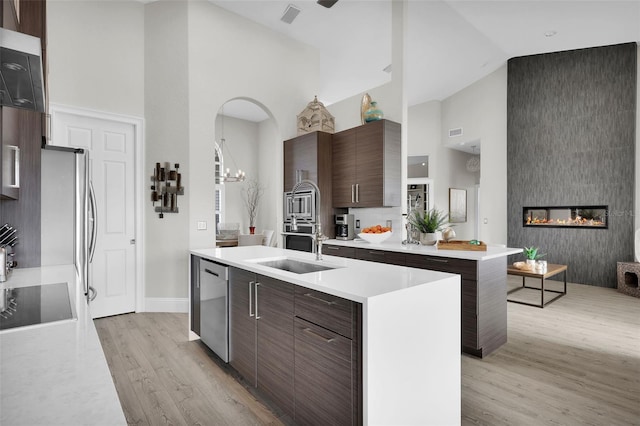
left=283, top=131, right=334, bottom=238
left=332, top=119, right=401, bottom=208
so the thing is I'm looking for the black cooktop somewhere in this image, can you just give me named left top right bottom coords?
left=0, top=283, right=74, bottom=331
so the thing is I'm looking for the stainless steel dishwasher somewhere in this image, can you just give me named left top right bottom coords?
left=199, top=258, right=229, bottom=362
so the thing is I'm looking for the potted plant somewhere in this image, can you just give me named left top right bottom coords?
left=523, top=246, right=545, bottom=269
left=408, top=207, right=449, bottom=246
left=242, top=178, right=265, bottom=234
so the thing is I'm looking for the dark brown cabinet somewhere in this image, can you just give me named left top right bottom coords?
left=321, top=245, right=507, bottom=358
left=283, top=131, right=334, bottom=238
left=294, top=285, right=362, bottom=425
left=321, top=244, right=355, bottom=259
left=228, top=267, right=295, bottom=416
left=332, top=120, right=401, bottom=208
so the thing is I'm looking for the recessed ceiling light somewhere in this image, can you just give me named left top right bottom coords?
left=544, top=30, right=557, bottom=37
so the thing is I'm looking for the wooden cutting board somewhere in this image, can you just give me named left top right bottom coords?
left=437, top=240, right=487, bottom=251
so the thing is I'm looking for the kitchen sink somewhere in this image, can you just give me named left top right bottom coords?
left=254, top=258, right=340, bottom=274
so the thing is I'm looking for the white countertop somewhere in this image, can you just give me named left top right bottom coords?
left=191, top=246, right=459, bottom=303
left=325, top=238, right=522, bottom=261
left=0, top=265, right=126, bottom=426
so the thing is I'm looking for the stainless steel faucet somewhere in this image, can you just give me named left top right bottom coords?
left=290, top=179, right=327, bottom=260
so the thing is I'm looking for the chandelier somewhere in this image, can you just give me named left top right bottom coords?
left=466, top=145, right=480, bottom=173
left=217, top=106, right=245, bottom=183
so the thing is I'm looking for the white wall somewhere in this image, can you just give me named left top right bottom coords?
left=441, top=66, right=508, bottom=245
left=186, top=0, right=320, bottom=263
left=328, top=82, right=400, bottom=132
left=144, top=1, right=190, bottom=298
left=47, top=0, right=145, bottom=117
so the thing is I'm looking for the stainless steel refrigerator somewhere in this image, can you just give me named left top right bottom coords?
left=41, top=145, right=97, bottom=303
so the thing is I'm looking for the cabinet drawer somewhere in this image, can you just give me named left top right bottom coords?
left=295, top=286, right=354, bottom=339
left=405, top=254, right=477, bottom=281
left=294, top=317, right=354, bottom=426
left=355, top=248, right=406, bottom=266
left=322, top=244, right=355, bottom=259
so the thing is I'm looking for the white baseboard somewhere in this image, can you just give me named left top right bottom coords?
left=144, top=297, right=189, bottom=313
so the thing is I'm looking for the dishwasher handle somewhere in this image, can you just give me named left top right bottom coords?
left=204, top=268, right=219, bottom=277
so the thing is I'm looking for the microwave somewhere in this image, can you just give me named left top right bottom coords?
left=284, top=190, right=316, bottom=223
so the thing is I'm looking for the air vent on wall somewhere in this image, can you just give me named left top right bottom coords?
left=448, top=127, right=463, bottom=138
left=281, top=4, right=301, bottom=24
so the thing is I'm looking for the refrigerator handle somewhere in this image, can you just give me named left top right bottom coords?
left=89, top=181, right=98, bottom=263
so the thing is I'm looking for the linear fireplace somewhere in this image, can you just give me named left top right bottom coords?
left=523, top=206, right=608, bottom=229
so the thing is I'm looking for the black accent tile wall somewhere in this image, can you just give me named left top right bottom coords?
left=507, top=43, right=637, bottom=287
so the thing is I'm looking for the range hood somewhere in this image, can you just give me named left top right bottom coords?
left=0, top=27, right=45, bottom=112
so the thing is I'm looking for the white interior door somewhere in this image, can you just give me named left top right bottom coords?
left=52, top=110, right=137, bottom=319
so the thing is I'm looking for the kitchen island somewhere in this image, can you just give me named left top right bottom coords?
left=190, top=245, right=461, bottom=426
left=323, top=239, right=522, bottom=358
left=0, top=265, right=126, bottom=426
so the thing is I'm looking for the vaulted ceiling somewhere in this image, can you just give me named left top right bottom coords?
left=213, top=0, right=640, bottom=121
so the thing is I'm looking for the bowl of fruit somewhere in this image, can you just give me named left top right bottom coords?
left=358, top=224, right=392, bottom=244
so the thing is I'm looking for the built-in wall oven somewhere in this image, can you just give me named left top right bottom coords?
left=283, top=223, right=314, bottom=253
left=284, top=190, right=316, bottom=223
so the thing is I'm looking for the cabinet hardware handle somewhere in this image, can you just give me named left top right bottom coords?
left=303, top=327, right=335, bottom=343
left=325, top=246, right=339, bottom=250
left=428, top=258, right=449, bottom=263
left=368, top=251, right=383, bottom=255
left=249, top=281, right=254, bottom=317
left=304, top=292, right=336, bottom=305
left=255, top=282, right=261, bottom=319
left=355, top=183, right=359, bottom=203
left=204, top=268, right=219, bottom=277
left=351, top=184, right=355, bottom=203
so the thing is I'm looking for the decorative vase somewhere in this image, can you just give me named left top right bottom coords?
left=249, top=226, right=256, bottom=235
left=420, top=232, right=438, bottom=246
left=526, top=259, right=536, bottom=270
left=364, top=101, right=384, bottom=122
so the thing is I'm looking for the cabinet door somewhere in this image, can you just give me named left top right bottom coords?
left=355, top=247, right=406, bottom=266
left=256, top=275, right=295, bottom=416
left=229, top=267, right=257, bottom=386
left=294, top=317, right=354, bottom=426
left=332, top=128, right=356, bottom=207
left=354, top=121, right=384, bottom=207
left=322, top=244, right=355, bottom=259
left=284, top=132, right=318, bottom=191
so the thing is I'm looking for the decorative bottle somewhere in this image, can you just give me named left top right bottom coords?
left=364, top=101, right=384, bottom=122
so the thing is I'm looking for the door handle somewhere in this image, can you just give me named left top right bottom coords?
left=204, top=268, right=219, bottom=277
left=355, top=183, right=359, bottom=203
left=303, top=327, right=335, bottom=343
left=88, top=181, right=98, bottom=263
left=351, top=184, right=355, bottom=203
left=249, top=281, right=254, bottom=317
left=255, top=282, right=261, bottom=320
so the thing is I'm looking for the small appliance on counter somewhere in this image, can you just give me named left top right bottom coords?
left=335, top=214, right=355, bottom=240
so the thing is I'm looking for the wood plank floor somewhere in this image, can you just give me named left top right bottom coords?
left=95, top=280, right=640, bottom=426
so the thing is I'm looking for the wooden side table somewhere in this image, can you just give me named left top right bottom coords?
left=507, top=264, right=567, bottom=308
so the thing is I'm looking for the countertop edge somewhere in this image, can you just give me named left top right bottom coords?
left=324, top=239, right=522, bottom=260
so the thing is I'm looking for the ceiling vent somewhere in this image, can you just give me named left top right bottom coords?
left=281, top=4, right=301, bottom=24
left=448, top=127, right=463, bottom=138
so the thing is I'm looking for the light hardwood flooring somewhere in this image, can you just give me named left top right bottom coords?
left=95, top=279, right=640, bottom=426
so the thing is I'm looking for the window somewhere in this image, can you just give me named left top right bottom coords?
left=214, top=143, right=224, bottom=231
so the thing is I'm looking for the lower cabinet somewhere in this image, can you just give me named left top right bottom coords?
left=228, top=266, right=362, bottom=424
left=294, top=286, right=362, bottom=425
left=294, top=317, right=355, bottom=425
left=229, top=267, right=295, bottom=415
